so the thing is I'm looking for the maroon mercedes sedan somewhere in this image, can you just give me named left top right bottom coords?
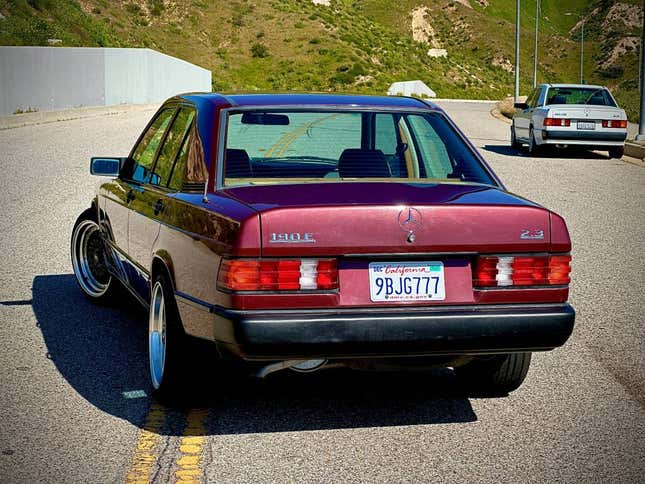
left=71, top=93, right=574, bottom=397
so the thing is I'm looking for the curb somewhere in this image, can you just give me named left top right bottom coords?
left=0, top=103, right=159, bottom=130
left=490, top=107, right=511, bottom=124
left=625, top=142, right=645, bottom=161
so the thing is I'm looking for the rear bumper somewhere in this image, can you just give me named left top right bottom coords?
left=205, top=303, right=575, bottom=360
left=542, top=129, right=627, bottom=144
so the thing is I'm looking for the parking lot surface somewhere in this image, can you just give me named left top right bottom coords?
left=0, top=101, right=643, bottom=482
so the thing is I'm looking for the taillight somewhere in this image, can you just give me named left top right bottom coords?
left=218, top=258, right=339, bottom=291
left=601, top=120, right=627, bottom=128
left=473, top=255, right=571, bottom=287
left=544, top=118, right=571, bottom=127
left=548, top=255, right=572, bottom=285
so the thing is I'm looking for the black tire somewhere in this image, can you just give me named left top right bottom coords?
left=455, top=352, right=532, bottom=395
left=527, top=127, right=541, bottom=156
left=608, top=146, right=624, bottom=159
left=71, top=211, right=118, bottom=302
left=510, top=124, right=521, bottom=149
left=148, top=273, right=189, bottom=399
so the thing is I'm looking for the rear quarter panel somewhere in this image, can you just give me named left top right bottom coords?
left=151, top=193, right=259, bottom=340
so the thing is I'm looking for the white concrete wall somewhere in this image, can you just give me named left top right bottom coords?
left=0, top=47, right=211, bottom=115
left=103, top=48, right=211, bottom=106
left=0, top=47, right=105, bottom=115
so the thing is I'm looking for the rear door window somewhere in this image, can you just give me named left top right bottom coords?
left=124, top=108, right=176, bottom=183
left=150, top=108, right=195, bottom=188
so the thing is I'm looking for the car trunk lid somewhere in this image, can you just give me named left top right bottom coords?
left=223, top=182, right=551, bottom=256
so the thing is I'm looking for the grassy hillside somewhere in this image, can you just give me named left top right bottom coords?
left=0, top=0, right=641, bottom=120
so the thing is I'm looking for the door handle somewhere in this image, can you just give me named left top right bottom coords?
left=153, top=199, right=164, bottom=215
left=126, top=189, right=135, bottom=203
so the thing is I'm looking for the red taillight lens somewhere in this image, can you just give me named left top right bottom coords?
left=548, top=255, right=572, bottom=285
left=473, top=254, right=571, bottom=288
left=316, top=259, right=338, bottom=289
left=218, top=258, right=338, bottom=291
left=602, top=119, right=627, bottom=128
left=511, top=257, right=548, bottom=286
left=473, top=257, right=499, bottom=287
left=221, top=260, right=261, bottom=290
left=544, top=118, right=570, bottom=127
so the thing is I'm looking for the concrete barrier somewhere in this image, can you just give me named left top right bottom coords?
left=0, top=47, right=211, bottom=116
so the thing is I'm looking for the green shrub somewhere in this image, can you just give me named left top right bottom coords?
left=149, top=0, right=164, bottom=16
left=125, top=3, right=141, bottom=15
left=251, top=42, right=269, bottom=58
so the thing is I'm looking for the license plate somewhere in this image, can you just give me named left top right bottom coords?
left=368, top=261, right=445, bottom=302
left=577, top=121, right=596, bottom=130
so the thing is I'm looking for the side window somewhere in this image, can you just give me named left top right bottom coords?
left=375, top=114, right=397, bottom=155
left=406, top=115, right=452, bottom=179
left=150, top=108, right=196, bottom=188
left=536, top=87, right=547, bottom=107
left=168, top=113, right=206, bottom=191
left=125, top=108, right=175, bottom=183
left=527, top=88, right=539, bottom=108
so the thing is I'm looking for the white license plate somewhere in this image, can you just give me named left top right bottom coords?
left=368, top=261, right=445, bottom=302
left=577, top=121, right=596, bottom=130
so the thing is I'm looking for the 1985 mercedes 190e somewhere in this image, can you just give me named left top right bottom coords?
left=72, top=93, right=575, bottom=397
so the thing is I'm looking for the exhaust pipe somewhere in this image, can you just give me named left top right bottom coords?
left=256, top=359, right=327, bottom=378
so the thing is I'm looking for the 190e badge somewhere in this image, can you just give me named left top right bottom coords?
left=269, top=232, right=316, bottom=243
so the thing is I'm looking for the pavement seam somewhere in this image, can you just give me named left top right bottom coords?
left=124, top=402, right=167, bottom=483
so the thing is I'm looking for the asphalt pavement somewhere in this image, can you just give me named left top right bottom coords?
left=0, top=101, right=643, bottom=483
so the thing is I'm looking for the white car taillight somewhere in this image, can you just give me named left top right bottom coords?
left=218, top=258, right=339, bottom=291
left=473, top=255, right=571, bottom=287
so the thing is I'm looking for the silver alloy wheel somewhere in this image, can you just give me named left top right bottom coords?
left=71, top=219, right=111, bottom=297
left=149, top=281, right=167, bottom=390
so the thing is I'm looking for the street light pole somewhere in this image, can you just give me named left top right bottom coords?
left=533, top=0, right=539, bottom=88
left=515, top=0, right=520, bottom=101
left=565, top=12, right=584, bottom=84
left=580, top=18, right=584, bottom=83
left=636, top=0, right=645, bottom=141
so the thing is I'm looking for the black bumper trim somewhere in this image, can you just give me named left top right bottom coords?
left=209, top=303, right=575, bottom=360
left=543, top=130, right=627, bottom=142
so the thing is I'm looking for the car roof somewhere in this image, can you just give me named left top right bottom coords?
left=178, top=92, right=435, bottom=110
left=541, top=83, right=606, bottom=89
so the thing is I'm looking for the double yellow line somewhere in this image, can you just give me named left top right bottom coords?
left=125, top=405, right=209, bottom=484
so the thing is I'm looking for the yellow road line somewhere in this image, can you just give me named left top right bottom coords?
left=174, top=408, right=209, bottom=483
left=265, top=114, right=340, bottom=158
left=265, top=126, right=304, bottom=158
left=125, top=402, right=167, bottom=483
left=276, top=114, right=340, bottom=158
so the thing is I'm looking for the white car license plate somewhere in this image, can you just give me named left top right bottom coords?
left=368, top=261, right=445, bottom=302
left=577, top=121, right=596, bottom=130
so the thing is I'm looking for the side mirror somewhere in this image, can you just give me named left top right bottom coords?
left=514, top=102, right=529, bottom=110
left=90, top=157, right=122, bottom=177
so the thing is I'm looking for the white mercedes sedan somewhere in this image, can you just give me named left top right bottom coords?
left=511, top=83, right=628, bottom=158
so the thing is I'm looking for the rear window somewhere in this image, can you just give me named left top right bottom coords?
left=223, top=110, right=494, bottom=186
left=546, top=87, right=617, bottom=107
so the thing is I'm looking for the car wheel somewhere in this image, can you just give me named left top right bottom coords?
left=608, top=146, right=624, bottom=159
left=510, top=124, right=521, bottom=149
left=148, top=273, right=189, bottom=399
left=527, top=127, right=541, bottom=156
left=71, top=213, right=116, bottom=301
left=455, top=352, right=531, bottom=394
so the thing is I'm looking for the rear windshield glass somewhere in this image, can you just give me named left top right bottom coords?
left=545, top=87, right=616, bottom=107
left=223, top=110, right=495, bottom=186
